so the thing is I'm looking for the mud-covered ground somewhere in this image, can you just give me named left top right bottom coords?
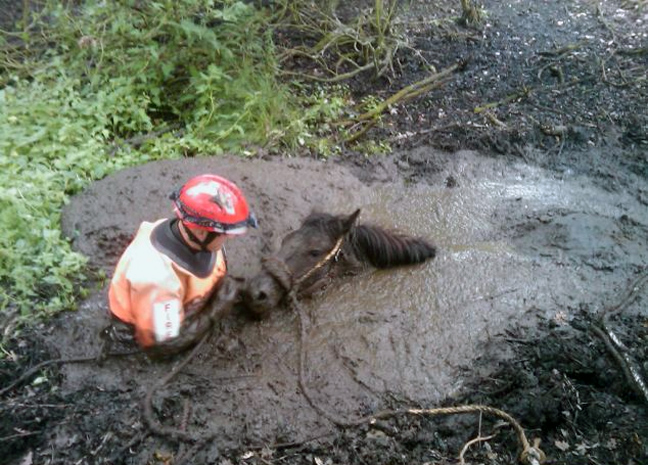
left=2, top=1, right=647, bottom=464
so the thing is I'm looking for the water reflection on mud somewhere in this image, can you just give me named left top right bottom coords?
left=298, top=167, right=648, bottom=404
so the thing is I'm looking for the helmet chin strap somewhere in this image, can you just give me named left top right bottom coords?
left=183, top=224, right=220, bottom=251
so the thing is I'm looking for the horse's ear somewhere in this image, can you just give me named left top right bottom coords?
left=342, top=209, right=361, bottom=233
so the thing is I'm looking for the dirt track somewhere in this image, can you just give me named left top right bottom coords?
left=2, top=1, right=647, bottom=464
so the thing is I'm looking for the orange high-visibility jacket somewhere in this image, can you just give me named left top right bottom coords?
left=108, top=219, right=227, bottom=348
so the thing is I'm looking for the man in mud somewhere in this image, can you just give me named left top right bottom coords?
left=104, top=174, right=257, bottom=358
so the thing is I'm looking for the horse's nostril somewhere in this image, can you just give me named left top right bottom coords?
left=256, top=291, right=267, bottom=301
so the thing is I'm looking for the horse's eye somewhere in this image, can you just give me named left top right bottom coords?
left=308, top=249, right=322, bottom=258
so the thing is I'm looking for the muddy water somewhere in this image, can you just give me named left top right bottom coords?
left=286, top=153, right=648, bottom=409
left=300, top=181, right=522, bottom=404
left=53, top=149, right=648, bottom=451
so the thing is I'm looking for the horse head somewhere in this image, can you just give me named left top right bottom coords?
left=242, top=208, right=436, bottom=317
left=242, top=209, right=361, bottom=317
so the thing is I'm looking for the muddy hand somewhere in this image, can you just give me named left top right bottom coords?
left=209, top=276, right=240, bottom=323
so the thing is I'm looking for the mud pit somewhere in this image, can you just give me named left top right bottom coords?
left=2, top=0, right=648, bottom=464
left=5, top=149, right=647, bottom=464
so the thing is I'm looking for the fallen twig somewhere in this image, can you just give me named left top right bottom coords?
left=341, top=62, right=462, bottom=143
left=0, top=430, right=40, bottom=442
left=483, top=111, right=508, bottom=129
left=354, top=62, right=462, bottom=123
left=109, top=431, right=149, bottom=462
left=459, top=0, right=483, bottom=26
left=91, top=431, right=113, bottom=456
left=474, top=87, right=531, bottom=114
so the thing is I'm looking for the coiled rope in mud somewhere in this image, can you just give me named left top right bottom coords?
left=262, top=235, right=546, bottom=465
left=291, top=296, right=545, bottom=465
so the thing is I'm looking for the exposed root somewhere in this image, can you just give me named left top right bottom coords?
left=276, top=0, right=406, bottom=81
left=590, top=270, right=648, bottom=404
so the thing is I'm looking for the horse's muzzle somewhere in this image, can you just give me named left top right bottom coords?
left=241, top=270, right=286, bottom=317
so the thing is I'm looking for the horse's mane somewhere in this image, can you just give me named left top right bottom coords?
left=351, top=224, right=436, bottom=268
left=301, top=212, right=436, bottom=268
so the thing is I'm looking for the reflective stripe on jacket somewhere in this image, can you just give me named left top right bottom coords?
left=108, top=219, right=227, bottom=348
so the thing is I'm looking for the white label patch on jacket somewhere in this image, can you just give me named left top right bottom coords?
left=153, top=300, right=181, bottom=342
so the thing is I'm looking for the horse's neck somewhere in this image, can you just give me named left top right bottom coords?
left=340, top=239, right=365, bottom=270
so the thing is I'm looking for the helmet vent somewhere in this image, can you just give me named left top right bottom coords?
left=210, top=191, right=235, bottom=214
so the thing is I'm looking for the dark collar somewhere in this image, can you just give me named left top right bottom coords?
left=150, top=219, right=216, bottom=278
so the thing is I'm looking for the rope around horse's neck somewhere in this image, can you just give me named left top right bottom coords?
left=262, top=235, right=346, bottom=296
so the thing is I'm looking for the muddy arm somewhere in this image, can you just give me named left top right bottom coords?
left=144, top=277, right=239, bottom=358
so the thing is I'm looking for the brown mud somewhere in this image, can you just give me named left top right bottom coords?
left=2, top=1, right=647, bottom=464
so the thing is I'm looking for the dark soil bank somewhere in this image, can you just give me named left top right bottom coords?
left=2, top=1, right=647, bottom=464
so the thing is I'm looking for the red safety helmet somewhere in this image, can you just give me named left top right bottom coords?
left=170, top=174, right=257, bottom=235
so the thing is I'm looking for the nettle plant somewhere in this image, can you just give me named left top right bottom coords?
left=0, top=0, right=345, bottom=330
